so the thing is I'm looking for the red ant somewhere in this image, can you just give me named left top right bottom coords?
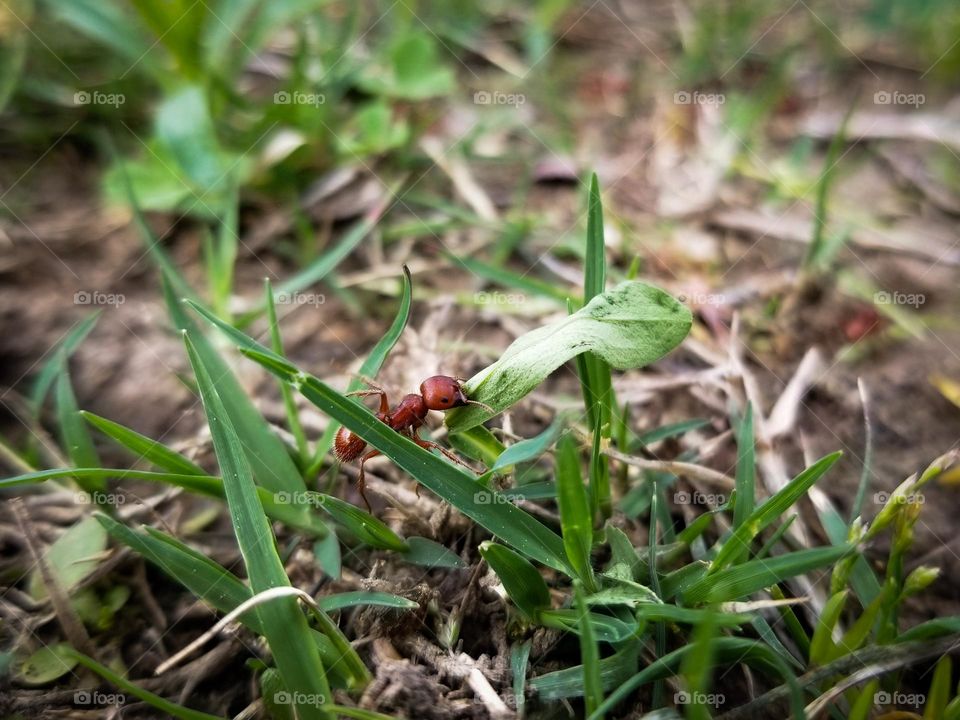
left=334, top=375, right=491, bottom=510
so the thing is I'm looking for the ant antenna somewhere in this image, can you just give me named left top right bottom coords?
left=467, top=399, right=495, bottom=413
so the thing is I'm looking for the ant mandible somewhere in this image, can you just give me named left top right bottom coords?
left=334, top=375, right=490, bottom=510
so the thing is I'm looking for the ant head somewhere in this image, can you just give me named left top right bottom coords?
left=420, top=375, right=469, bottom=411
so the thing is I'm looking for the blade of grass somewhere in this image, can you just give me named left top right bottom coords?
left=731, top=403, right=755, bottom=529
left=576, top=581, right=603, bottom=719
left=479, top=541, right=551, bottom=620
left=805, top=102, right=855, bottom=269
left=529, top=645, right=640, bottom=701
left=556, top=433, right=596, bottom=590
left=710, top=452, right=842, bottom=572
left=63, top=649, right=222, bottom=720
left=512, top=640, right=532, bottom=719
left=684, top=545, right=853, bottom=604
left=183, top=332, right=332, bottom=719
left=578, top=174, right=614, bottom=520
left=307, top=265, right=413, bottom=476
left=316, top=592, right=418, bottom=612
left=265, top=279, right=309, bottom=464
left=55, top=363, right=103, bottom=493
left=680, top=610, right=719, bottom=720
left=80, top=411, right=206, bottom=476
left=31, top=311, right=101, bottom=414
left=305, top=492, right=408, bottom=552
left=162, top=273, right=307, bottom=497
left=110, top=139, right=196, bottom=302
left=0, top=468, right=327, bottom=536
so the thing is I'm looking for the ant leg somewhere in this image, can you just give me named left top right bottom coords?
left=412, top=432, right=476, bottom=473
left=347, top=381, right=390, bottom=414
left=356, top=449, right=382, bottom=511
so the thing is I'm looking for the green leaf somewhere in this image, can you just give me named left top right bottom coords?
left=594, top=577, right=661, bottom=608
left=556, top=434, right=596, bottom=589
left=445, top=280, right=691, bottom=431
left=583, top=173, right=606, bottom=303
left=512, top=640, right=532, bottom=719
left=403, top=536, right=466, bottom=568
left=684, top=545, right=853, bottom=604
left=577, top=175, right=614, bottom=521
left=108, top=138, right=199, bottom=295
left=925, top=656, right=952, bottom=720
left=163, top=275, right=307, bottom=496
left=634, top=604, right=751, bottom=627
left=0, top=0, right=32, bottom=111
left=55, top=364, right=102, bottom=490
left=317, top=592, right=418, bottom=613
left=44, top=0, right=153, bottom=68
left=183, top=332, right=332, bottom=720
left=576, top=581, right=603, bottom=718
left=0, top=468, right=327, bottom=536
left=448, top=425, right=505, bottom=466
left=809, top=590, right=848, bottom=665
left=188, top=301, right=572, bottom=574
left=635, top=418, right=710, bottom=449
left=588, top=638, right=803, bottom=720
left=490, top=418, right=564, bottom=471
left=81, top=411, right=206, bottom=476
left=28, top=515, right=107, bottom=599
left=64, top=649, right=222, bottom=720
left=154, top=85, right=236, bottom=202
left=358, top=31, right=455, bottom=99
left=680, top=610, right=720, bottom=720
left=31, top=311, right=100, bottom=414
left=304, top=492, right=408, bottom=552
left=336, top=101, right=410, bottom=156
left=456, top=254, right=573, bottom=305
left=710, top=452, right=842, bottom=572
left=732, top=403, right=755, bottom=529
left=539, top=609, right=637, bottom=642
left=266, top=279, right=309, bottom=463
left=308, top=265, right=411, bottom=471
left=529, top=645, right=640, bottom=701
left=479, top=541, right=551, bottom=619
left=16, top=643, right=78, bottom=685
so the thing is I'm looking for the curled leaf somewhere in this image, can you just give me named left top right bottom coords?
left=446, top=281, right=691, bottom=431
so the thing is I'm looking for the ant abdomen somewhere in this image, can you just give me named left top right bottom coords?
left=334, top=426, right=367, bottom=462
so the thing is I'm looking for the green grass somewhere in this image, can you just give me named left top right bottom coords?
left=5, top=177, right=959, bottom=718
